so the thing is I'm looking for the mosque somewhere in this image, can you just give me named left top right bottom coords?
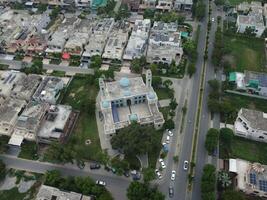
left=99, top=70, right=165, bottom=138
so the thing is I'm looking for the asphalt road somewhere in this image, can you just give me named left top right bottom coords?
left=191, top=2, right=222, bottom=200
left=0, top=155, right=130, bottom=200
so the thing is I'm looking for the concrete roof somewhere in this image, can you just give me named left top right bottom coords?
left=0, top=98, right=26, bottom=123
left=0, top=70, right=24, bottom=97
left=240, top=108, right=267, bottom=131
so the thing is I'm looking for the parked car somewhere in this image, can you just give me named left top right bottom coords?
left=96, top=180, right=106, bottom=186
left=167, top=129, right=173, bottom=136
left=169, top=186, right=174, bottom=198
left=155, top=169, right=162, bottom=179
left=166, top=135, right=170, bottom=144
left=171, top=170, right=176, bottom=181
left=90, top=163, right=101, bottom=170
left=131, top=170, right=141, bottom=180
left=212, top=148, right=217, bottom=157
left=183, top=160, right=189, bottom=171
left=159, top=158, right=166, bottom=169
left=123, top=171, right=130, bottom=177
left=211, top=17, right=215, bottom=22
left=162, top=143, right=169, bottom=153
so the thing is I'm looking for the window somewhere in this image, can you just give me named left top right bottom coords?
left=259, top=136, right=264, bottom=139
left=264, top=133, right=267, bottom=136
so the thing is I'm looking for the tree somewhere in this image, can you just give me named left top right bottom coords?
left=111, top=124, right=154, bottom=156
left=208, top=98, right=221, bottom=113
left=90, top=55, right=102, bottom=68
left=208, top=79, right=220, bottom=91
left=205, top=128, right=219, bottom=155
left=150, top=63, right=158, bottom=74
left=127, top=182, right=164, bottom=200
left=201, top=164, right=216, bottom=200
left=187, top=63, right=196, bottom=77
left=173, top=156, right=179, bottom=163
left=183, top=40, right=197, bottom=61
left=219, top=128, right=234, bottom=147
left=164, top=119, right=175, bottom=130
left=0, top=159, right=6, bottom=181
left=143, top=167, right=156, bottom=183
left=222, top=190, right=245, bottom=200
left=37, top=3, right=48, bottom=13
left=116, top=4, right=130, bottom=20
left=218, top=171, right=231, bottom=188
left=195, top=1, right=206, bottom=20
left=45, top=170, right=62, bottom=187
left=143, top=9, right=155, bottom=19
left=244, top=27, right=256, bottom=37
left=131, top=57, right=147, bottom=73
left=214, top=0, right=225, bottom=5
left=169, top=98, right=178, bottom=110
left=152, top=76, right=162, bottom=89
left=163, top=79, right=173, bottom=89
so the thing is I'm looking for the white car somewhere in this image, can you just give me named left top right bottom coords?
left=171, top=170, right=176, bottom=181
left=167, top=130, right=173, bottom=136
left=155, top=169, right=162, bottom=179
left=162, top=142, right=167, bottom=146
left=183, top=160, right=189, bottom=171
left=159, top=158, right=166, bottom=169
left=96, top=180, right=106, bottom=186
left=166, top=135, right=170, bottom=144
left=211, top=17, right=215, bottom=22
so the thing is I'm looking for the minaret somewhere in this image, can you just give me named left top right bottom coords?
left=146, top=69, right=152, bottom=88
left=99, top=78, right=105, bottom=97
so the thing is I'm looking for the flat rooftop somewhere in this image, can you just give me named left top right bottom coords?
left=240, top=108, right=267, bottom=131
left=0, top=98, right=26, bottom=123
left=0, top=70, right=24, bottom=97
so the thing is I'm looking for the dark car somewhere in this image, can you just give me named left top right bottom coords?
left=90, top=163, right=101, bottom=170
left=123, top=171, right=130, bottom=177
left=169, top=186, right=174, bottom=198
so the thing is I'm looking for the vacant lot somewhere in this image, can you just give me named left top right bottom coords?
left=61, top=76, right=104, bottom=162
left=224, top=34, right=266, bottom=72
left=230, top=136, right=267, bottom=164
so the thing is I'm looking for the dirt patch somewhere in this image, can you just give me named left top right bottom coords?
left=69, top=93, right=75, bottom=98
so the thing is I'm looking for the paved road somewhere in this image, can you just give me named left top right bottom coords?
left=0, top=55, right=94, bottom=74
left=191, top=2, right=222, bottom=200
left=0, top=155, right=129, bottom=200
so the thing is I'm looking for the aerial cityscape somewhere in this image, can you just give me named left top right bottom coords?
left=0, top=0, right=266, bottom=200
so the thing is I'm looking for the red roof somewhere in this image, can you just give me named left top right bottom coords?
left=62, top=52, right=70, bottom=60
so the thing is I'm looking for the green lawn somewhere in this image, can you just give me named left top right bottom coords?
left=222, top=93, right=267, bottom=123
left=0, top=187, right=27, bottom=200
left=50, top=70, right=65, bottom=77
left=61, top=76, right=104, bottom=162
left=224, top=34, right=266, bottom=72
left=227, top=0, right=254, bottom=5
left=18, top=141, right=38, bottom=160
left=155, top=88, right=173, bottom=100
left=230, top=136, right=267, bottom=164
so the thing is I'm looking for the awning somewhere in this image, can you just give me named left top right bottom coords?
left=8, top=134, right=24, bottom=147
left=62, top=52, right=70, bottom=60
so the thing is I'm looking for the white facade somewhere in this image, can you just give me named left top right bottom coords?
left=234, top=108, right=267, bottom=143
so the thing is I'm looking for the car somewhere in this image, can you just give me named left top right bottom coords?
left=123, top=171, right=130, bottom=177
left=211, top=17, right=215, bottom=22
left=166, top=135, right=170, bottom=144
left=159, top=158, right=166, bottom=169
left=155, top=169, right=162, bottom=179
left=183, top=160, right=189, bottom=171
left=167, top=130, right=173, bottom=136
left=169, top=186, right=174, bottom=198
left=171, top=170, right=176, bottom=181
left=96, top=180, right=106, bottom=186
left=90, top=163, right=101, bottom=170
left=162, top=142, right=167, bottom=146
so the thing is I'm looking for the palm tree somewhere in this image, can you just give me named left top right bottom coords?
left=218, top=170, right=232, bottom=188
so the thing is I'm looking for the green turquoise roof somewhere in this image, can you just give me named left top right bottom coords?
left=92, top=0, right=107, bottom=9
left=229, top=72, right=236, bottom=82
left=129, top=114, right=138, bottom=121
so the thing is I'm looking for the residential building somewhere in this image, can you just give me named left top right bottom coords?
left=75, top=0, right=91, bottom=8
left=229, top=158, right=267, bottom=198
left=32, top=76, right=65, bottom=104
left=123, top=19, right=151, bottom=61
left=174, top=0, right=193, bottom=11
left=8, top=101, right=50, bottom=146
left=82, top=18, right=114, bottom=62
left=10, top=74, right=41, bottom=101
left=236, top=1, right=266, bottom=37
left=102, top=21, right=130, bottom=61
left=156, top=0, right=173, bottom=11
left=99, top=70, right=164, bottom=137
left=139, top=0, right=157, bottom=12
left=122, top=0, right=140, bottom=11
left=146, top=21, right=183, bottom=65
left=36, top=185, right=92, bottom=200
left=0, top=98, right=27, bottom=136
left=229, top=71, right=267, bottom=97
left=0, top=70, right=24, bottom=98
left=234, top=108, right=267, bottom=143
left=46, top=15, right=81, bottom=54
left=38, top=104, right=78, bottom=143
left=91, top=0, right=107, bottom=10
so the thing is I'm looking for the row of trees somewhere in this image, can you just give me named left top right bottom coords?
left=45, top=170, right=113, bottom=200
left=0, top=159, right=6, bottom=181
left=212, top=26, right=224, bottom=67
left=201, top=164, right=216, bottom=200
left=183, top=39, right=198, bottom=77
left=127, top=182, right=164, bottom=200
left=205, top=127, right=234, bottom=157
